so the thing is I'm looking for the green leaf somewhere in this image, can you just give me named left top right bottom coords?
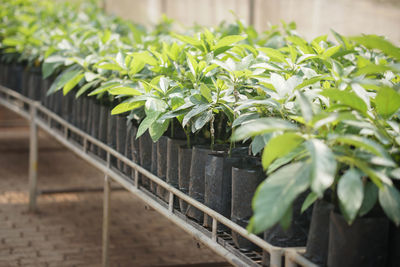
left=75, top=80, right=97, bottom=98
left=63, top=72, right=84, bottom=95
left=88, top=82, right=120, bottom=96
left=355, top=65, right=397, bottom=76
left=47, top=69, right=81, bottom=95
left=301, top=192, right=319, bottom=214
left=200, top=84, right=212, bottom=102
left=379, top=184, right=400, bottom=226
left=330, top=134, right=387, bottom=157
left=296, top=91, right=313, bottom=122
left=248, top=162, right=311, bottom=234
left=306, top=139, right=336, bottom=197
left=337, top=168, right=364, bottom=223
left=258, top=47, right=288, bottom=63
left=214, top=35, right=246, bottom=50
left=295, top=75, right=330, bottom=90
left=129, top=58, right=145, bottom=75
left=111, top=101, right=143, bottom=115
left=351, top=35, right=400, bottom=61
left=321, top=45, right=342, bottom=59
left=231, top=118, right=298, bottom=141
left=136, top=110, right=161, bottom=139
left=359, top=182, right=378, bottom=217
left=321, top=88, right=368, bottom=114
left=279, top=205, right=293, bottom=230
left=262, top=132, right=304, bottom=169
left=193, top=110, right=213, bottom=131
left=182, top=104, right=210, bottom=127
left=149, top=119, right=170, bottom=142
left=375, top=86, right=400, bottom=119
left=108, top=86, right=142, bottom=96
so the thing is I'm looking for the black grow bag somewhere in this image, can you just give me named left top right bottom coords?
left=178, top=145, right=192, bottom=212
left=304, top=200, right=333, bottom=266
left=327, top=211, right=389, bottom=267
left=156, top=136, right=169, bottom=201
left=231, top=157, right=264, bottom=251
left=139, top=132, right=152, bottom=189
left=166, top=137, right=186, bottom=209
left=116, top=115, right=127, bottom=171
left=203, top=147, right=248, bottom=229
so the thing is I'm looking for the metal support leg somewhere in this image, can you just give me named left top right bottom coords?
left=28, top=104, right=38, bottom=212
left=102, top=175, right=111, bottom=267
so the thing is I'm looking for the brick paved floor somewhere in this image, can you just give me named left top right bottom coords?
left=0, top=107, right=230, bottom=267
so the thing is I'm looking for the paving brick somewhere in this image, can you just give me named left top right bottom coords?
left=0, top=106, right=229, bottom=266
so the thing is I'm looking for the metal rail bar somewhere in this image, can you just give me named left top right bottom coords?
left=0, top=85, right=318, bottom=267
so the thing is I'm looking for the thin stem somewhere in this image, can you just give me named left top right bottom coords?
left=210, top=115, right=215, bottom=151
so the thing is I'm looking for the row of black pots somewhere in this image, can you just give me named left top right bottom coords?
left=304, top=199, right=400, bottom=267
left=3, top=63, right=398, bottom=267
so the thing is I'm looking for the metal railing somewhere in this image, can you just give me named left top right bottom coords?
left=0, top=85, right=317, bottom=267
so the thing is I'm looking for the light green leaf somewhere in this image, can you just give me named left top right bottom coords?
left=338, top=168, right=364, bottom=223
left=108, top=86, right=142, bottom=96
left=149, top=119, right=170, bottom=142
left=248, top=162, right=311, bottom=234
left=330, top=134, right=387, bottom=157
left=321, top=88, right=368, bottom=114
left=296, top=91, right=313, bottom=122
left=262, top=132, right=304, bottom=169
left=182, top=104, right=210, bottom=127
left=214, top=35, right=246, bottom=50
left=193, top=110, right=213, bottom=131
left=111, top=101, right=143, bottom=115
left=63, top=72, right=84, bottom=95
left=375, top=86, right=400, bottom=119
left=200, top=84, right=212, bottom=102
left=88, top=82, right=120, bottom=96
left=47, top=69, right=81, bottom=95
left=258, top=47, right=288, bottom=63
left=379, top=184, right=400, bottom=226
left=231, top=118, right=298, bottom=141
left=351, top=35, right=400, bottom=61
left=306, top=139, right=336, bottom=197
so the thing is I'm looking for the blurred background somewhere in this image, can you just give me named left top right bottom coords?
left=104, top=0, right=400, bottom=43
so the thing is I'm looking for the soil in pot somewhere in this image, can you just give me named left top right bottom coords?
left=264, top=191, right=311, bottom=247
left=327, top=211, right=389, bottom=267
left=231, top=156, right=264, bottom=251
left=178, top=145, right=192, bottom=213
left=304, top=199, right=334, bottom=267
left=203, top=147, right=249, bottom=230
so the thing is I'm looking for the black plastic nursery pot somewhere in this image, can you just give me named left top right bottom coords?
left=130, top=126, right=140, bottom=165
left=97, top=104, right=109, bottom=160
left=122, top=120, right=134, bottom=176
left=178, top=145, right=192, bottom=213
left=26, top=67, right=42, bottom=101
left=186, top=145, right=213, bottom=223
left=387, top=223, right=400, bottom=267
left=166, top=137, right=186, bottom=209
left=156, top=136, right=169, bottom=201
left=231, top=157, right=264, bottom=251
left=150, top=141, right=158, bottom=193
left=116, top=114, right=127, bottom=170
left=263, top=191, right=310, bottom=248
left=9, top=63, right=24, bottom=94
left=327, top=211, right=389, bottom=267
left=139, top=132, right=152, bottom=189
left=106, top=107, right=117, bottom=166
left=304, top=200, right=333, bottom=266
left=203, top=147, right=248, bottom=230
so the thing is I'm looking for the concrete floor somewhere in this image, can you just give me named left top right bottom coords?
left=0, top=106, right=230, bottom=267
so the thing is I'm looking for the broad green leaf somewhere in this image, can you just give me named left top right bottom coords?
left=301, top=192, right=319, bottom=214
left=258, top=47, right=288, bottom=63
left=306, top=139, right=336, bottom=197
left=182, top=104, right=210, bottom=127
left=47, top=69, right=81, bottom=95
left=359, top=182, right=378, bottom=216
left=193, top=110, right=213, bottom=131
left=200, top=84, right=212, bottom=102
left=149, top=119, right=170, bottom=141
left=330, top=134, right=386, bottom=157
left=231, top=118, right=298, bottom=141
left=108, top=86, right=141, bottom=96
left=97, top=63, right=123, bottom=71
left=111, top=101, right=142, bottom=115
left=321, top=88, right=368, bottom=114
left=262, top=132, right=304, bottom=169
left=279, top=206, right=293, bottom=230
left=379, top=185, right=400, bottom=226
left=351, top=35, right=400, bottom=61
left=321, top=45, right=342, bottom=59
left=88, top=82, right=120, bottom=96
left=338, top=168, right=364, bottom=223
left=136, top=110, right=160, bottom=139
left=355, top=65, right=397, bottom=76
left=248, top=162, right=311, bottom=234
left=375, top=86, right=400, bottom=118
left=63, top=72, right=84, bottom=95
left=214, top=35, right=246, bottom=50
left=267, top=145, right=307, bottom=174
left=295, top=75, right=330, bottom=90
left=296, top=91, right=313, bottom=122
left=129, top=58, right=145, bottom=75
left=186, top=52, right=198, bottom=76
left=75, top=80, right=97, bottom=98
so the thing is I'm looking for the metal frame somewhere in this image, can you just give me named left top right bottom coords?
left=0, top=85, right=317, bottom=267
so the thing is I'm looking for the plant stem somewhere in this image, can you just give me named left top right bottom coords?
left=210, top=115, right=215, bottom=151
